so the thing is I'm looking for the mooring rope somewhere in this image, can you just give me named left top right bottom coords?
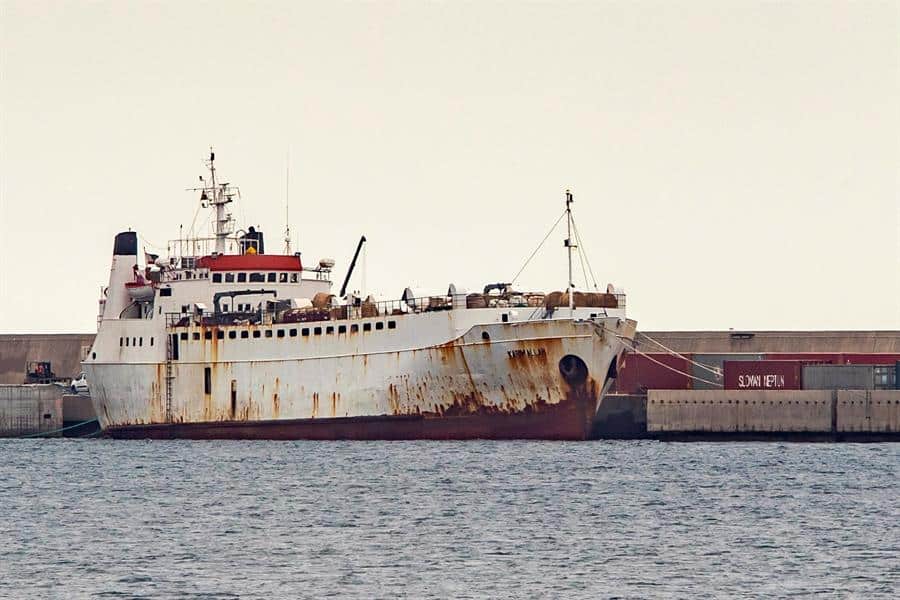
left=18, top=418, right=99, bottom=439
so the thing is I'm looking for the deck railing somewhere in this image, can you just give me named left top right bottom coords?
left=164, top=292, right=626, bottom=329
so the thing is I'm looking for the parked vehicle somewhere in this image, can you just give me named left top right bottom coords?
left=70, top=372, right=89, bottom=394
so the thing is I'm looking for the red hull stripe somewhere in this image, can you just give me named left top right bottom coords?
left=104, top=398, right=595, bottom=441
left=197, top=254, right=302, bottom=272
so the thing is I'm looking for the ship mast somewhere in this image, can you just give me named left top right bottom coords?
left=209, top=151, right=231, bottom=254
left=564, top=189, right=576, bottom=317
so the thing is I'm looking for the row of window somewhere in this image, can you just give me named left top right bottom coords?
left=117, top=320, right=398, bottom=349
left=211, top=272, right=300, bottom=284
left=179, top=320, right=397, bottom=341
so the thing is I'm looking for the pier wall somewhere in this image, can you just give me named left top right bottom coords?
left=837, top=390, right=900, bottom=433
left=641, top=389, right=900, bottom=438
left=647, top=390, right=833, bottom=433
left=0, top=384, right=64, bottom=437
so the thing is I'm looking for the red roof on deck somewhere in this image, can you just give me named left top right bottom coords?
left=198, top=254, right=302, bottom=272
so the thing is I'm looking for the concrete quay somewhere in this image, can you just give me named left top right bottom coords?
left=593, top=390, right=900, bottom=441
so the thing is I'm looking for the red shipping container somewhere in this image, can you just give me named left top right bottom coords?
left=615, top=352, right=693, bottom=394
left=841, top=353, right=900, bottom=365
left=724, top=360, right=803, bottom=390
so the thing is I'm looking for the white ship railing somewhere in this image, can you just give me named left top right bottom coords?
left=164, top=292, right=626, bottom=329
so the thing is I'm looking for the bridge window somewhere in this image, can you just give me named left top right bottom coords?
left=279, top=273, right=288, bottom=283
left=237, top=273, right=247, bottom=283
left=119, top=337, right=123, bottom=346
left=160, top=288, right=172, bottom=297
left=150, top=337, right=154, bottom=346
left=290, top=273, right=299, bottom=283
left=250, top=273, right=264, bottom=283
left=125, top=338, right=129, bottom=347
left=267, top=273, right=277, bottom=282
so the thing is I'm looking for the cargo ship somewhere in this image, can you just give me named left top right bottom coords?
left=83, top=152, right=636, bottom=439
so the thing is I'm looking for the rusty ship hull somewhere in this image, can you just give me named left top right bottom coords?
left=88, top=317, right=636, bottom=440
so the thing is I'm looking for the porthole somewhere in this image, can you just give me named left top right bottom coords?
left=326, top=326, right=334, bottom=334
left=192, top=332, right=200, bottom=341
left=265, top=330, right=273, bottom=338
left=351, top=324, right=359, bottom=333
left=363, top=323, right=372, bottom=332
left=277, top=330, right=285, bottom=338
left=388, top=321, right=396, bottom=329
left=204, top=331, right=212, bottom=340
left=301, top=328, right=310, bottom=337
left=217, top=331, right=224, bottom=340
left=375, top=322, right=384, bottom=331
left=241, top=331, right=249, bottom=339
left=338, top=325, right=347, bottom=334
left=289, top=329, right=297, bottom=337
left=314, top=327, right=322, bottom=335
left=252, top=330, right=261, bottom=338
left=228, top=331, right=236, bottom=339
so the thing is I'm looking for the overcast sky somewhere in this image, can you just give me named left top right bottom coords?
left=1, top=1, right=898, bottom=333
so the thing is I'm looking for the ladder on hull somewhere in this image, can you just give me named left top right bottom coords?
left=164, top=333, right=175, bottom=423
